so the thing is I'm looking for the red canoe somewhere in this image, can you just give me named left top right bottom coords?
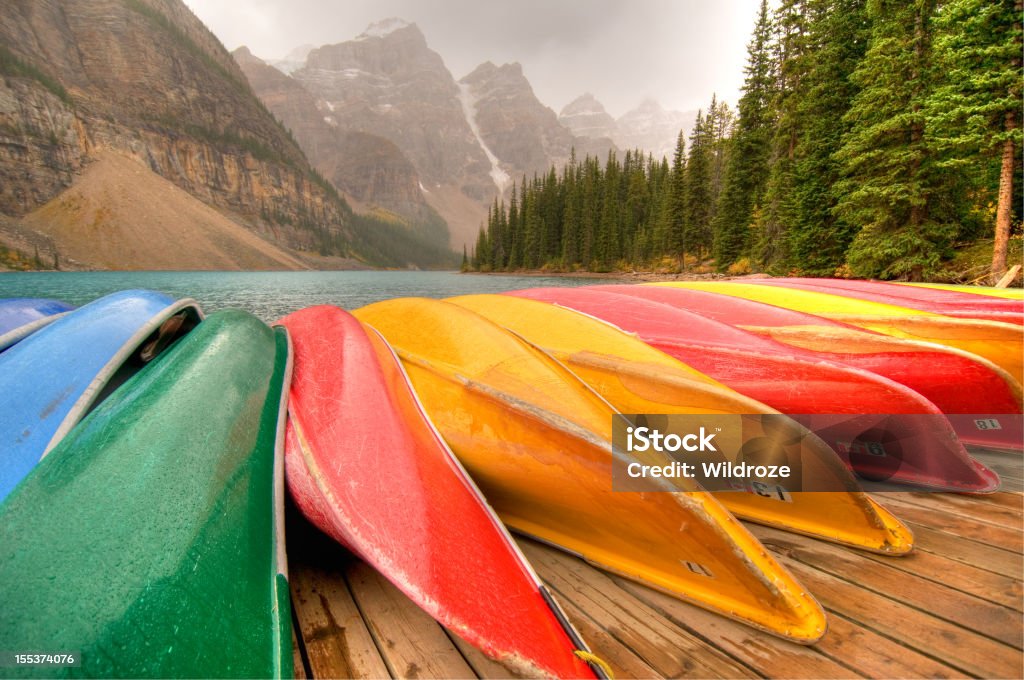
left=754, top=278, right=1024, bottom=325
left=588, top=284, right=1023, bottom=452
left=277, top=306, right=600, bottom=679
left=509, top=287, right=1000, bottom=492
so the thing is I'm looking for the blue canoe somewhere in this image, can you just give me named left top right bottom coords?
left=0, top=298, right=75, bottom=351
left=0, top=289, right=202, bottom=501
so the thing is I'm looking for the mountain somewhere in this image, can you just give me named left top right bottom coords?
left=458, top=63, right=615, bottom=191
left=559, top=94, right=697, bottom=162
left=233, top=47, right=448, bottom=246
left=559, top=93, right=617, bottom=140
left=0, top=0, right=452, bottom=270
left=616, top=99, right=696, bottom=160
left=286, top=19, right=493, bottom=247
left=269, top=43, right=315, bottom=75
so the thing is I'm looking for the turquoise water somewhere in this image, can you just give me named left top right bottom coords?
left=0, top=271, right=623, bottom=322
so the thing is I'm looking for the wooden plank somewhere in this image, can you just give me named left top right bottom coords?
left=548, top=588, right=664, bottom=679
left=291, top=620, right=308, bottom=680
left=906, top=522, right=1022, bottom=578
left=856, top=541, right=1024, bottom=613
left=613, top=579, right=861, bottom=679
left=290, top=563, right=391, bottom=679
left=813, top=612, right=968, bottom=679
left=345, top=561, right=477, bottom=679
left=885, top=492, right=1023, bottom=530
left=446, top=632, right=522, bottom=680
left=521, top=540, right=758, bottom=679
left=875, top=495, right=1022, bottom=552
left=750, top=524, right=1022, bottom=649
left=777, top=554, right=1023, bottom=678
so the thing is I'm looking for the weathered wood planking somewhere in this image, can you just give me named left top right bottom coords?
left=289, top=490, right=1023, bottom=679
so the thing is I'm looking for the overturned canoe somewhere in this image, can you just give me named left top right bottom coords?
left=278, top=306, right=601, bottom=679
left=653, top=281, right=1024, bottom=390
left=0, top=298, right=74, bottom=351
left=452, top=292, right=917, bottom=547
left=0, top=290, right=201, bottom=502
left=755, top=278, right=1023, bottom=325
left=599, top=284, right=1023, bottom=452
left=355, top=297, right=827, bottom=644
left=0, top=310, right=292, bottom=678
left=897, top=282, right=1024, bottom=300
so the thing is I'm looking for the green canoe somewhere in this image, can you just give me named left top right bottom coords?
left=0, top=309, right=292, bottom=678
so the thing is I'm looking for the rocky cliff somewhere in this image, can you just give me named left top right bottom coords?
left=0, top=0, right=450, bottom=268
left=233, top=46, right=447, bottom=246
left=459, top=62, right=615, bottom=188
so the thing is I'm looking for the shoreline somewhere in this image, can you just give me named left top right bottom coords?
left=460, top=269, right=769, bottom=282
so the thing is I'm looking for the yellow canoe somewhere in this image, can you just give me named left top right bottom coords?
left=355, top=298, right=827, bottom=643
left=897, top=282, right=1024, bottom=301
left=448, top=294, right=913, bottom=555
left=655, top=281, right=1024, bottom=388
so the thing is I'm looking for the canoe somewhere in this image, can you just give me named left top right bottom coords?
left=0, top=298, right=74, bottom=351
left=355, top=297, right=827, bottom=644
left=652, top=281, right=1024, bottom=392
left=507, top=287, right=998, bottom=493
left=277, top=306, right=601, bottom=679
left=755, top=278, right=1023, bottom=325
left=452, top=292, right=917, bottom=547
left=0, top=290, right=201, bottom=502
left=898, top=282, right=1024, bottom=300
left=0, top=309, right=292, bottom=678
left=598, top=285, right=1023, bottom=451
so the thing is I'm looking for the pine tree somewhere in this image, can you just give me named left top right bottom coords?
left=834, top=0, right=954, bottom=280
left=928, top=0, right=1023, bottom=282
left=713, top=0, right=776, bottom=270
left=754, top=0, right=812, bottom=269
left=684, top=110, right=713, bottom=264
left=789, top=0, right=870, bottom=275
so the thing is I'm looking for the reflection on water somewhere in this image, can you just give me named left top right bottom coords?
left=0, top=271, right=624, bottom=322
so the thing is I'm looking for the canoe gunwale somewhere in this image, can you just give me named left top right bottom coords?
left=40, top=297, right=204, bottom=460
left=0, top=311, right=70, bottom=352
left=365, top=321, right=602, bottom=664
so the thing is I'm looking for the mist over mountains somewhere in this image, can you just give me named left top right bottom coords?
left=238, top=18, right=696, bottom=249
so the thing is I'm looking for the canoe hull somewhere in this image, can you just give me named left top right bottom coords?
left=0, top=310, right=292, bottom=678
left=0, top=290, right=202, bottom=502
left=356, top=298, right=828, bottom=643
left=596, top=285, right=1023, bottom=452
left=278, top=306, right=597, bottom=679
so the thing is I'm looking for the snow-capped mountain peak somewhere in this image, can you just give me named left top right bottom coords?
left=358, top=17, right=412, bottom=39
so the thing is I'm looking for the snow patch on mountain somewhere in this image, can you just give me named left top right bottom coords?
left=457, top=82, right=511, bottom=193
left=358, top=18, right=411, bottom=40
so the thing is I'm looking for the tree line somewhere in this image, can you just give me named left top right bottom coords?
left=469, top=0, right=1021, bottom=281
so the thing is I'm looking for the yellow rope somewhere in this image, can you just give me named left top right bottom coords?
left=574, top=649, right=615, bottom=678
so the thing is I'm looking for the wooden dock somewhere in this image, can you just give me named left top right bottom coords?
left=286, top=486, right=1023, bottom=679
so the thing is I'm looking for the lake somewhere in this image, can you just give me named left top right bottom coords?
left=0, top=270, right=625, bottom=322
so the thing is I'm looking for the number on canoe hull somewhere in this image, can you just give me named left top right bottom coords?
left=975, top=418, right=1002, bottom=430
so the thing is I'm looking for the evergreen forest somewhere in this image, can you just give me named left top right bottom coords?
left=468, top=0, right=1022, bottom=281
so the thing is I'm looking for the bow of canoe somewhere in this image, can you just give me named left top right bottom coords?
left=356, top=297, right=828, bottom=643
left=455, top=291, right=920, bottom=547
left=277, top=305, right=600, bottom=679
left=0, top=309, right=292, bottom=678
left=506, top=287, right=999, bottom=493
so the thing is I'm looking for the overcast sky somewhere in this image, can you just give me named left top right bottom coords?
left=184, top=0, right=763, bottom=118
